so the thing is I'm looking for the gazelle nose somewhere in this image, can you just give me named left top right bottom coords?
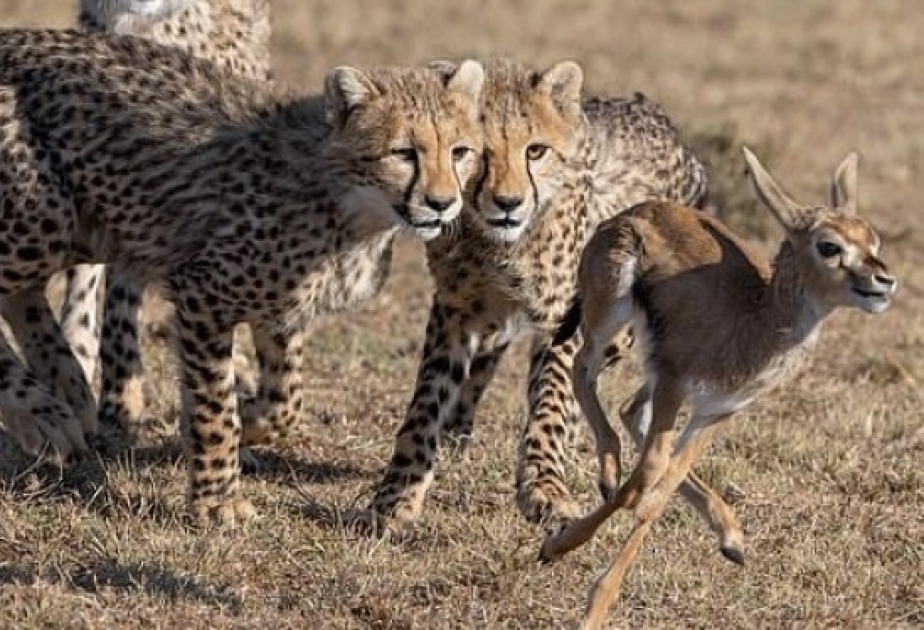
left=875, top=273, right=897, bottom=289
left=493, top=195, right=524, bottom=213
left=425, top=195, right=457, bottom=214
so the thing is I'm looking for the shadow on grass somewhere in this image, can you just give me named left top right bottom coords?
left=71, top=559, right=242, bottom=608
left=0, top=427, right=372, bottom=527
left=0, top=560, right=241, bottom=609
left=240, top=448, right=374, bottom=485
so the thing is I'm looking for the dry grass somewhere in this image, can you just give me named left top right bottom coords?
left=1, top=1, right=923, bottom=628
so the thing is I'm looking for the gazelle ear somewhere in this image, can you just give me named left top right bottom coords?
left=742, top=146, right=814, bottom=232
left=445, top=59, right=485, bottom=102
left=324, top=66, right=380, bottom=127
left=536, top=60, right=583, bottom=117
left=830, top=151, right=859, bottom=215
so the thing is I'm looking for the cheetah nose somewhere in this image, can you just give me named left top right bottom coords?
left=425, top=195, right=458, bottom=214
left=493, top=195, right=524, bottom=213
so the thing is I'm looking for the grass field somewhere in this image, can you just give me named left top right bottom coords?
left=1, top=1, right=922, bottom=628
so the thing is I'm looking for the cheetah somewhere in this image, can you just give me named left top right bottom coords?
left=370, top=58, right=716, bottom=534
left=0, top=27, right=485, bottom=521
left=54, top=0, right=274, bottom=444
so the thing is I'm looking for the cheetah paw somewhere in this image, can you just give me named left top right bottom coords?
left=345, top=508, right=415, bottom=541
left=190, top=498, right=257, bottom=526
left=516, top=483, right=581, bottom=533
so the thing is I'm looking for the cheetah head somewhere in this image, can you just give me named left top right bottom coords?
left=462, top=59, right=584, bottom=242
left=324, top=60, right=485, bottom=242
left=471, top=59, right=586, bottom=244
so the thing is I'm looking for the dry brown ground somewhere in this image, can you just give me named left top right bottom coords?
left=0, top=1, right=922, bottom=628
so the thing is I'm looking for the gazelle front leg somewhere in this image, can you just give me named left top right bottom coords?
left=619, top=388, right=745, bottom=564
left=538, top=379, right=682, bottom=562
left=583, top=418, right=728, bottom=630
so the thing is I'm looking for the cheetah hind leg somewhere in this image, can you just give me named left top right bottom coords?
left=0, top=326, right=89, bottom=464
left=441, top=340, right=509, bottom=458
left=1, top=289, right=98, bottom=441
left=57, top=263, right=106, bottom=399
left=237, top=322, right=304, bottom=473
left=515, top=336, right=585, bottom=531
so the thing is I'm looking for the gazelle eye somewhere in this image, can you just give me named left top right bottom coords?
left=390, top=147, right=417, bottom=162
left=526, top=144, right=549, bottom=161
left=816, top=241, right=842, bottom=258
left=452, top=146, right=472, bottom=162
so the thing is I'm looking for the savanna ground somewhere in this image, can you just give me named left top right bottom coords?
left=1, top=1, right=922, bottom=628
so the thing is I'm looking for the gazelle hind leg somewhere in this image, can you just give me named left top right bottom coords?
left=538, top=380, right=681, bottom=562
left=572, top=298, right=633, bottom=503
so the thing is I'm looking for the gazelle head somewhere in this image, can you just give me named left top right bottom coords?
left=743, top=147, right=897, bottom=314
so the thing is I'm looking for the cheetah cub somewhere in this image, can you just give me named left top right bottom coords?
left=370, top=58, right=710, bottom=535
left=58, top=0, right=274, bottom=443
left=539, top=148, right=896, bottom=629
left=0, top=28, right=484, bottom=523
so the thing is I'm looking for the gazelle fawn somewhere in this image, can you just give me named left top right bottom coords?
left=539, top=147, right=897, bottom=629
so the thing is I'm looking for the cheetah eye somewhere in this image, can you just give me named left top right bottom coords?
left=452, top=146, right=473, bottom=162
left=816, top=241, right=842, bottom=258
left=526, top=144, right=549, bottom=161
left=390, top=147, right=418, bottom=162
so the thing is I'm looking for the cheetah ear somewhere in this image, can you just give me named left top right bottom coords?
left=536, top=60, right=583, bottom=117
left=324, top=66, right=381, bottom=127
left=742, top=146, right=814, bottom=232
left=444, top=59, right=485, bottom=101
left=830, top=151, right=859, bottom=215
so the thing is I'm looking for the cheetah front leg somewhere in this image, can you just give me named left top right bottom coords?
left=370, top=301, right=478, bottom=531
left=515, top=334, right=584, bottom=529
left=0, top=289, right=98, bottom=441
left=173, top=283, right=253, bottom=525
left=239, top=322, right=306, bottom=447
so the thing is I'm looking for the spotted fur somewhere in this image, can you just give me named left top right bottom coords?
left=50, top=0, right=274, bottom=445
left=0, top=28, right=484, bottom=522
left=370, top=58, right=709, bottom=532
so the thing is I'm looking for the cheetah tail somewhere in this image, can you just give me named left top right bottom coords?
left=552, top=296, right=582, bottom=347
